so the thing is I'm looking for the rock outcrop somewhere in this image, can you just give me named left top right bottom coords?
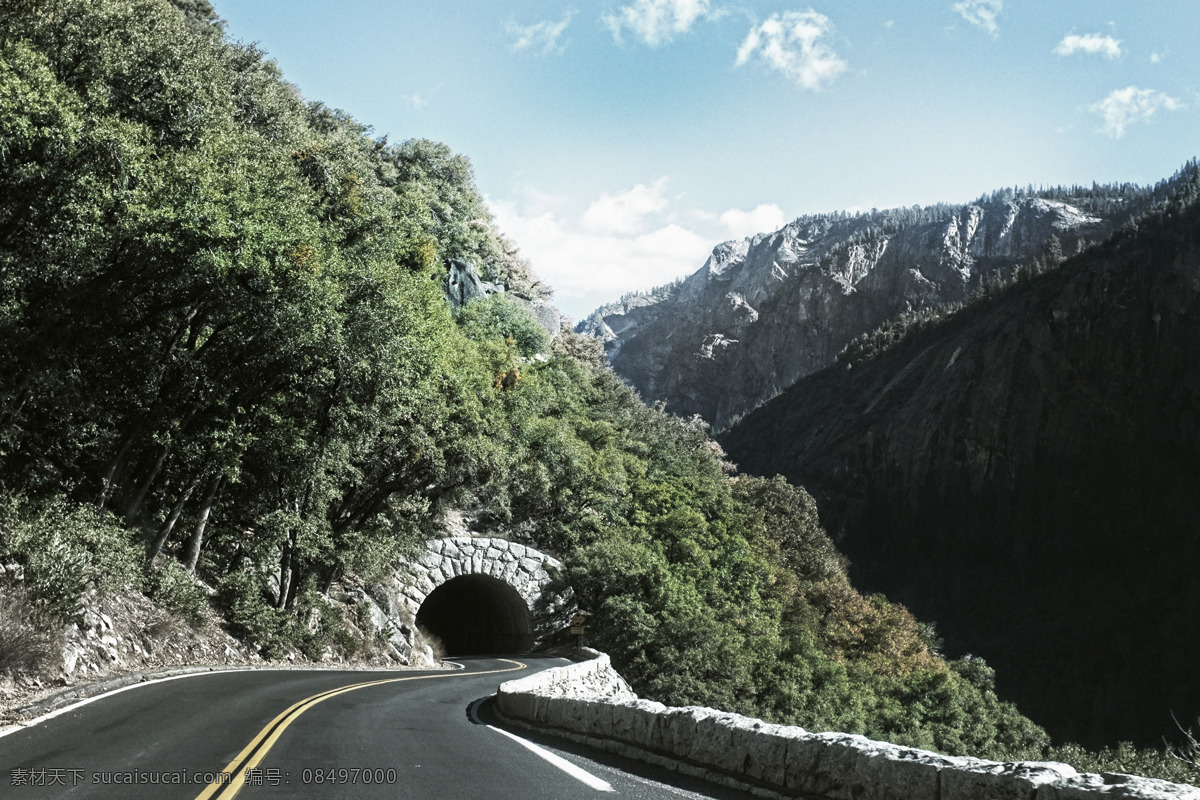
left=580, top=195, right=1138, bottom=429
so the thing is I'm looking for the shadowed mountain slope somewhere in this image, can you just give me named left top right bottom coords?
left=721, top=181, right=1200, bottom=749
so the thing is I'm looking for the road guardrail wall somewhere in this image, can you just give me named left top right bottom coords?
left=496, top=652, right=1200, bottom=800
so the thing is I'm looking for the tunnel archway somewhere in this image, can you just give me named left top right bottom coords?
left=415, top=573, right=534, bottom=655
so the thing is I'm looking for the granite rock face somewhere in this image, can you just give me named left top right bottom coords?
left=444, top=257, right=503, bottom=314
left=579, top=198, right=1121, bottom=429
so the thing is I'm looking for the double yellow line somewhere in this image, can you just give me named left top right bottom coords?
left=194, top=660, right=526, bottom=800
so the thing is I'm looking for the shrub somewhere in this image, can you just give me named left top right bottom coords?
left=1039, top=740, right=1200, bottom=787
left=456, top=294, right=551, bottom=357
left=0, top=587, right=64, bottom=676
left=293, top=590, right=348, bottom=661
left=145, top=558, right=209, bottom=629
left=0, top=495, right=143, bottom=621
left=216, top=571, right=291, bottom=658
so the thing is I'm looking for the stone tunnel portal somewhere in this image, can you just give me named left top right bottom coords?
left=415, top=574, right=534, bottom=655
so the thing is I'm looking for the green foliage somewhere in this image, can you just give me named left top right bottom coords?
left=731, top=475, right=845, bottom=585
left=215, top=570, right=358, bottom=660
left=1037, top=741, right=1200, bottom=787
left=145, top=558, right=209, bottom=628
left=165, top=0, right=221, bottom=30
left=215, top=571, right=291, bottom=658
left=0, top=495, right=143, bottom=620
left=457, top=294, right=551, bottom=357
left=389, top=139, right=541, bottom=294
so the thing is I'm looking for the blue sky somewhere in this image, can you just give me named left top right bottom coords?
left=214, top=1, right=1198, bottom=321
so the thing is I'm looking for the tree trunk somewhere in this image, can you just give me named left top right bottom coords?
left=276, top=528, right=299, bottom=610
left=123, top=402, right=201, bottom=523
left=123, top=439, right=171, bottom=524
left=97, top=431, right=136, bottom=509
left=146, top=475, right=201, bottom=563
left=183, top=473, right=222, bottom=573
left=284, top=537, right=302, bottom=611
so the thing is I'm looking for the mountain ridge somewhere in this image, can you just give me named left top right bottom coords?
left=580, top=176, right=1187, bottom=429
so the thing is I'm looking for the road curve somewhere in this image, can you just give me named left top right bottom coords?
left=1, top=657, right=755, bottom=799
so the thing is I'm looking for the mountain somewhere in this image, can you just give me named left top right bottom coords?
left=720, top=171, right=1200, bottom=749
left=579, top=185, right=1173, bottom=430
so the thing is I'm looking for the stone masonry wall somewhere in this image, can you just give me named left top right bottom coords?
left=496, top=653, right=1200, bottom=800
left=370, top=536, right=572, bottom=659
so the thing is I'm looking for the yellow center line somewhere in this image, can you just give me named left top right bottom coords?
left=193, top=659, right=527, bottom=800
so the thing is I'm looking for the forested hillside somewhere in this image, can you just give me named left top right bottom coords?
left=0, top=0, right=1195, bottom=785
left=723, top=172, right=1200, bottom=752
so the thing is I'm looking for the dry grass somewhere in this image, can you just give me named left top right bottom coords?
left=0, top=587, right=64, bottom=677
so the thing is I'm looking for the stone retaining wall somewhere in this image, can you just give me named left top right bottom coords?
left=496, top=654, right=1200, bottom=800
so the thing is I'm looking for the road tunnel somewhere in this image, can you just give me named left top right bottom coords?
left=415, top=574, right=534, bottom=655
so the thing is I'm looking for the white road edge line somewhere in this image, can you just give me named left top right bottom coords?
left=469, top=699, right=613, bottom=793
left=0, top=668, right=257, bottom=739
left=487, top=724, right=615, bottom=792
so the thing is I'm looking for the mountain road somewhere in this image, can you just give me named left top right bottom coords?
left=1, top=657, right=756, bottom=799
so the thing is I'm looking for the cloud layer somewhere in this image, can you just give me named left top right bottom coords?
left=491, top=183, right=793, bottom=319
left=720, top=205, right=786, bottom=238
left=582, top=179, right=670, bottom=234
left=736, top=10, right=847, bottom=90
left=1054, top=33, right=1122, bottom=59
left=1090, top=86, right=1182, bottom=138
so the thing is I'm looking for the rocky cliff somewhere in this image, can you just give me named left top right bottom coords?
left=580, top=191, right=1151, bottom=429
left=720, top=179, right=1200, bottom=749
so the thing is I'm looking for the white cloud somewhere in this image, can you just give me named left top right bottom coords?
left=1150, top=50, right=1165, bottom=64
left=491, top=197, right=714, bottom=320
left=403, top=83, right=442, bottom=111
left=1054, top=33, right=1122, bottom=59
left=736, top=10, right=847, bottom=91
left=953, top=0, right=1003, bottom=36
left=602, top=0, right=717, bottom=47
left=507, top=12, right=574, bottom=55
left=581, top=178, right=670, bottom=234
left=720, top=204, right=787, bottom=238
left=1090, top=86, right=1182, bottom=138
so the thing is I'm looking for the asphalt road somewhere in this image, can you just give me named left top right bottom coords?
left=1, top=657, right=757, bottom=799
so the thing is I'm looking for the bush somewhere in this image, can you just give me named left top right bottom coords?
left=293, top=590, right=349, bottom=661
left=145, top=558, right=209, bottom=629
left=216, top=571, right=291, bottom=658
left=0, top=495, right=143, bottom=621
left=1039, top=741, right=1200, bottom=787
left=456, top=294, right=551, bottom=357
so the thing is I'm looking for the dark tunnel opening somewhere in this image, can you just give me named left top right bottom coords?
left=415, top=574, right=534, bottom=656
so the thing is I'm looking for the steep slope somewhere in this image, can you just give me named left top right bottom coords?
left=580, top=191, right=1154, bottom=429
left=720, top=185, right=1200, bottom=749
